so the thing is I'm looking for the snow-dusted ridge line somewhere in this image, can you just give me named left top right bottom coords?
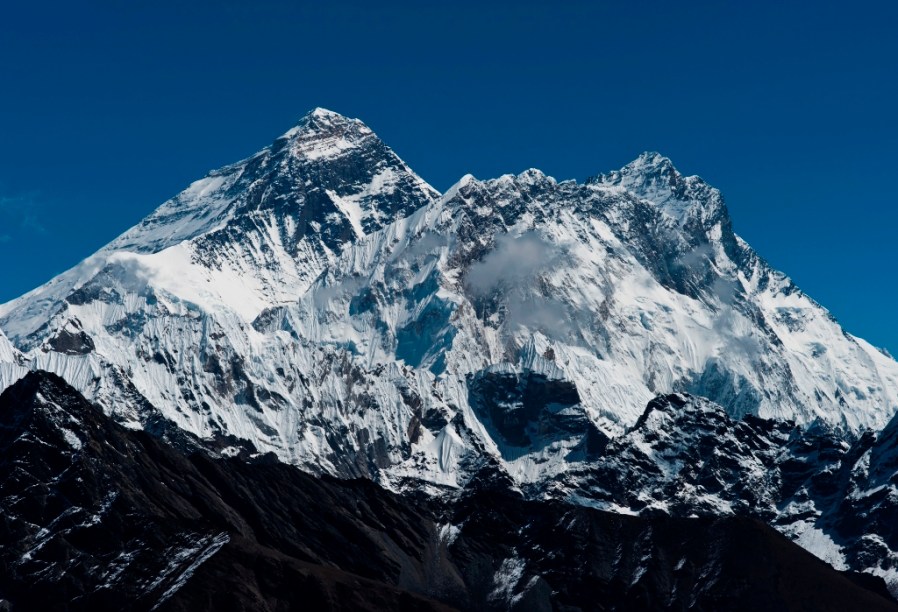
left=149, top=532, right=230, bottom=611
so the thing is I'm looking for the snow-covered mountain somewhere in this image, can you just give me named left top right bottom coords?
left=2, top=109, right=898, bottom=591
left=1, top=109, right=896, bottom=479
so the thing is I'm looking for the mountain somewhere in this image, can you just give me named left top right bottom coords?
left=2, top=371, right=896, bottom=611
left=2, top=109, right=898, bottom=600
left=0, top=107, right=437, bottom=347
left=0, top=108, right=439, bottom=456
left=544, top=393, right=898, bottom=593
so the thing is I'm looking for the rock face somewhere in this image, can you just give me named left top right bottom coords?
left=1, top=109, right=898, bottom=599
left=2, top=371, right=897, bottom=611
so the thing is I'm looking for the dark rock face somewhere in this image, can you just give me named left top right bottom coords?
left=46, top=328, right=95, bottom=355
left=448, top=489, right=897, bottom=612
left=467, top=365, right=609, bottom=463
left=469, top=367, right=581, bottom=447
left=2, top=372, right=896, bottom=611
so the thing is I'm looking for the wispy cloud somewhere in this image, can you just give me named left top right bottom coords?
left=0, top=191, right=46, bottom=239
left=312, top=274, right=367, bottom=309
left=673, top=243, right=713, bottom=271
left=465, top=231, right=578, bottom=340
left=466, top=231, right=563, bottom=296
left=506, top=295, right=575, bottom=339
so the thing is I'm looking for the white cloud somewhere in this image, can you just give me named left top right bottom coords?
left=466, top=231, right=562, bottom=296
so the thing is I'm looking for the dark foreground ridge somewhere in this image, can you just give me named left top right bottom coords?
left=1, top=371, right=895, bottom=611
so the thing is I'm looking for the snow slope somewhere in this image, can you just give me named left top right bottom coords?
left=0, top=327, right=26, bottom=393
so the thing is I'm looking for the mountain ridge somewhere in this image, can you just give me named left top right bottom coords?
left=3, top=370, right=896, bottom=611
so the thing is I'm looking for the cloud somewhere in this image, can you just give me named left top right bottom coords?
left=505, top=295, right=575, bottom=339
left=710, top=276, right=741, bottom=306
left=389, top=231, right=447, bottom=263
left=103, top=254, right=155, bottom=293
left=0, top=192, right=46, bottom=237
left=673, top=243, right=713, bottom=271
left=673, top=242, right=755, bottom=356
left=464, top=231, right=579, bottom=340
left=312, top=274, right=367, bottom=309
left=711, top=294, right=763, bottom=359
left=466, top=231, right=563, bottom=296
left=673, top=243, right=745, bottom=307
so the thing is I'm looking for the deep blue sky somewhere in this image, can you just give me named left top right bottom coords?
left=1, top=1, right=896, bottom=353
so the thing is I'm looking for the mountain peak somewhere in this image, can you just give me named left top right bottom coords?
left=299, top=106, right=357, bottom=128
left=627, top=151, right=678, bottom=175
left=590, top=151, right=680, bottom=189
left=309, top=106, right=345, bottom=119
left=590, top=152, right=726, bottom=226
left=279, top=107, right=370, bottom=143
left=0, top=370, right=97, bottom=453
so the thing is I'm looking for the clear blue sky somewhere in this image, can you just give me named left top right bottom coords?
left=1, top=1, right=896, bottom=353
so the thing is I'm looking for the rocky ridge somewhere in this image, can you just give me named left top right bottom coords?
left=2, top=371, right=895, bottom=611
